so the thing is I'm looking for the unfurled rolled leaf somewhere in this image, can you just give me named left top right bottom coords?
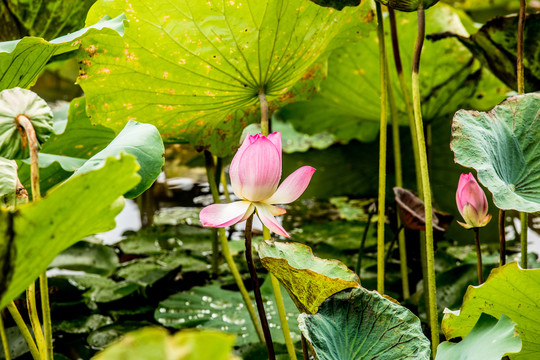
left=79, top=0, right=360, bottom=156
left=0, top=88, right=53, bottom=159
left=442, top=262, right=540, bottom=360
left=375, top=0, right=439, bottom=12
left=451, top=93, right=540, bottom=213
left=258, top=240, right=360, bottom=314
left=298, top=287, right=431, bottom=359
left=436, top=314, right=521, bottom=360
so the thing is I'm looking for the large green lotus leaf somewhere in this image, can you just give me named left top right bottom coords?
left=78, top=0, right=361, bottom=156
left=298, top=287, right=431, bottom=360
left=0, top=0, right=97, bottom=41
left=442, top=262, right=540, bottom=360
left=0, top=154, right=140, bottom=310
left=0, top=14, right=125, bottom=91
left=447, top=13, right=540, bottom=92
left=258, top=240, right=360, bottom=314
left=451, top=93, right=540, bottom=212
left=155, top=278, right=300, bottom=345
left=436, top=313, right=521, bottom=360
left=92, top=327, right=236, bottom=360
left=280, top=3, right=481, bottom=143
left=0, top=157, right=18, bottom=207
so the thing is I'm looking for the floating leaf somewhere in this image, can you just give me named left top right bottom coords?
left=49, top=241, right=119, bottom=277
left=155, top=278, right=300, bottom=345
left=0, top=15, right=125, bottom=91
left=280, top=3, right=480, bottom=143
left=79, top=0, right=360, bottom=155
left=92, top=327, right=236, bottom=360
left=451, top=93, right=540, bottom=212
left=298, top=287, right=431, bottom=359
left=442, top=262, right=540, bottom=360
left=258, top=240, right=360, bottom=314
left=0, top=154, right=140, bottom=309
left=436, top=313, right=521, bottom=360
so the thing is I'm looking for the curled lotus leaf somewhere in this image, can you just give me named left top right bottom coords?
left=0, top=88, right=53, bottom=159
left=393, top=187, right=451, bottom=231
left=258, top=240, right=360, bottom=314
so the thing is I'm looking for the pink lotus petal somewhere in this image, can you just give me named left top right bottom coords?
left=265, top=166, right=316, bottom=204
left=267, top=132, right=282, bottom=161
left=230, top=134, right=252, bottom=198
left=199, top=200, right=253, bottom=228
left=270, top=205, right=286, bottom=216
left=254, top=203, right=290, bottom=238
left=237, top=136, right=281, bottom=201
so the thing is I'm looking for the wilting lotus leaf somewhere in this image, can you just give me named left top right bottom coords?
left=436, top=314, right=521, bottom=360
left=0, top=154, right=140, bottom=309
left=442, top=262, right=540, bottom=360
left=79, top=0, right=360, bottom=156
left=394, top=187, right=452, bottom=231
left=0, top=88, right=53, bottom=159
left=93, top=327, right=236, bottom=360
left=258, top=240, right=360, bottom=314
left=451, top=93, right=540, bottom=212
left=298, top=287, right=431, bottom=360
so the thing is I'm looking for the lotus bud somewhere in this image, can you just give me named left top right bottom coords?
left=0, top=88, right=53, bottom=159
left=456, top=173, right=492, bottom=229
left=375, top=0, right=439, bottom=12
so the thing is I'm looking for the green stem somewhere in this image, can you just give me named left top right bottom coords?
left=259, top=93, right=270, bottom=136
left=39, top=275, right=52, bottom=360
left=0, top=314, right=11, bottom=360
left=204, top=153, right=264, bottom=342
left=499, top=210, right=506, bottom=266
left=412, top=7, right=439, bottom=355
left=387, top=68, right=409, bottom=300
left=521, top=212, right=528, bottom=269
left=26, top=284, right=45, bottom=357
left=355, top=212, right=374, bottom=275
left=389, top=8, right=422, bottom=195
left=474, top=228, right=484, bottom=284
left=204, top=151, right=220, bottom=277
left=517, top=0, right=526, bottom=93
left=384, top=225, right=404, bottom=267
left=375, top=1, right=389, bottom=295
left=245, top=215, right=275, bottom=360
left=6, top=302, right=40, bottom=360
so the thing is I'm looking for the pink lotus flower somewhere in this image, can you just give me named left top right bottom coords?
left=199, top=132, right=315, bottom=238
left=456, top=173, right=492, bottom=229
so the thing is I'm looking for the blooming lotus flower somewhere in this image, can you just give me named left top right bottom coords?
left=456, top=173, right=492, bottom=229
left=200, top=132, right=315, bottom=237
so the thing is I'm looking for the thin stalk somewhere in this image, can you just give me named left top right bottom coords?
left=39, top=275, right=52, bottom=360
left=499, top=210, right=506, bottom=266
left=355, top=212, right=374, bottom=275
left=521, top=213, right=528, bottom=269
left=389, top=8, right=422, bottom=194
left=6, top=303, right=40, bottom=360
left=474, top=228, right=484, bottom=284
left=0, top=315, right=11, bottom=360
left=260, top=104, right=296, bottom=360
left=259, top=93, right=270, bottom=136
left=375, top=1, right=389, bottom=295
left=517, top=0, right=526, bottom=94
left=301, top=334, right=309, bottom=360
left=204, top=154, right=264, bottom=342
left=388, top=69, right=410, bottom=299
left=245, top=215, right=275, bottom=360
left=204, top=151, right=220, bottom=277
left=384, top=225, right=404, bottom=266
left=412, top=7, right=439, bottom=355
left=26, top=285, right=45, bottom=356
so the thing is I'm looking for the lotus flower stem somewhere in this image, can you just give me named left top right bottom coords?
left=16, top=115, right=53, bottom=360
left=259, top=105, right=297, bottom=360
left=517, top=0, right=526, bottom=94
left=355, top=210, right=374, bottom=275
left=301, top=334, right=309, bottom=360
left=499, top=210, right=506, bottom=266
left=388, top=64, right=410, bottom=299
left=520, top=213, right=528, bottom=269
left=0, top=315, right=11, bottom=360
left=389, top=8, right=423, bottom=195
left=245, top=215, right=275, bottom=360
left=6, top=302, right=40, bottom=360
left=375, top=1, right=389, bottom=295
left=203, top=152, right=264, bottom=342
left=411, top=6, right=439, bottom=354
left=220, top=163, right=231, bottom=203
left=259, top=93, right=270, bottom=136
left=474, top=228, right=484, bottom=284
